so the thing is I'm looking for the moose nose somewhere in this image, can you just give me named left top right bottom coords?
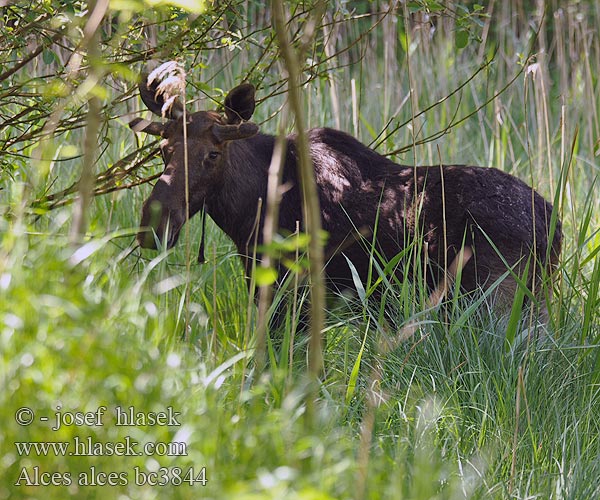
left=137, top=227, right=157, bottom=249
left=137, top=198, right=185, bottom=250
left=138, top=199, right=165, bottom=249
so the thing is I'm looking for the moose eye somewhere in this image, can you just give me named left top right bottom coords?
left=208, top=151, right=220, bottom=160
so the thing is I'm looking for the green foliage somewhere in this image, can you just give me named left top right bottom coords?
left=1, top=1, right=600, bottom=499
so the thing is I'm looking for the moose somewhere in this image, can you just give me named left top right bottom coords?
left=130, top=73, right=561, bottom=317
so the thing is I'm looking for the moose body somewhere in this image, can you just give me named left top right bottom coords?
left=131, top=75, right=561, bottom=309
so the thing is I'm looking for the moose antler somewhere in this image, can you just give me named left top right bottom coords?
left=139, top=61, right=186, bottom=120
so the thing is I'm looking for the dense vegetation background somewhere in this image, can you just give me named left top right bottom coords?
left=1, top=1, right=599, bottom=498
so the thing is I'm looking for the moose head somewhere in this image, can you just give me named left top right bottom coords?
left=130, top=76, right=259, bottom=249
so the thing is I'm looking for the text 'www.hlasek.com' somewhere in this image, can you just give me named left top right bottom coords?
left=13, top=405, right=207, bottom=488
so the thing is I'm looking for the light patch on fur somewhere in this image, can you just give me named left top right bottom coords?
left=312, top=144, right=352, bottom=204
left=160, top=173, right=174, bottom=186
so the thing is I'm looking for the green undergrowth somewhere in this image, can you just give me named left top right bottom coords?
left=1, top=186, right=599, bottom=499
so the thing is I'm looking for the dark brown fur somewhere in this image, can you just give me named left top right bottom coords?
left=131, top=78, right=562, bottom=309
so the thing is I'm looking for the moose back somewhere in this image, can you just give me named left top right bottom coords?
left=130, top=75, right=561, bottom=309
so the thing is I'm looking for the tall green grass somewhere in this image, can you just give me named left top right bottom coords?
left=1, top=2, right=599, bottom=499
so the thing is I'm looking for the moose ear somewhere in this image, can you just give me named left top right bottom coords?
left=224, top=83, right=256, bottom=124
left=129, top=117, right=165, bottom=136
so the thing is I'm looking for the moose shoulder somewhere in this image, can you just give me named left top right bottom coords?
left=130, top=76, right=561, bottom=309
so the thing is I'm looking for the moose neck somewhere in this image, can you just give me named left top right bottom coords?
left=205, top=133, right=278, bottom=255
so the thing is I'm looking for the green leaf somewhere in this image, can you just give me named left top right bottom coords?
left=146, top=0, right=207, bottom=13
left=42, top=49, right=57, bottom=65
left=344, top=255, right=366, bottom=305
left=455, top=30, right=469, bottom=49
left=398, top=27, right=408, bottom=54
left=345, top=321, right=369, bottom=405
left=505, top=257, right=531, bottom=351
left=426, top=1, right=444, bottom=12
left=254, top=266, right=278, bottom=286
left=407, top=1, right=423, bottom=13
